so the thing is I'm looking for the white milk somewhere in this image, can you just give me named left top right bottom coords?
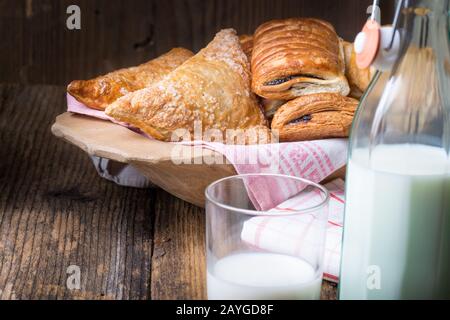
left=207, top=253, right=322, bottom=300
left=340, top=144, right=450, bottom=299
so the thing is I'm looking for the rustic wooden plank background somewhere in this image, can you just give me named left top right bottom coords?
left=0, top=84, right=338, bottom=299
left=1, top=0, right=395, bottom=85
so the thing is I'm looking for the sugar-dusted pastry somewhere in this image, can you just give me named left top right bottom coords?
left=67, top=48, right=194, bottom=110
left=251, top=18, right=350, bottom=100
left=342, top=40, right=375, bottom=98
left=106, top=29, right=267, bottom=143
left=239, top=34, right=254, bottom=61
left=271, top=93, right=358, bottom=142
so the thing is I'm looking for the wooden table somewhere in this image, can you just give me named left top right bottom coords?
left=0, top=84, right=337, bottom=300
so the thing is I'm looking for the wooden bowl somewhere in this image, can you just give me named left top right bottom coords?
left=51, top=112, right=345, bottom=207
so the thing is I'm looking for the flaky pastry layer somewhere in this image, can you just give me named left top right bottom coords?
left=271, top=93, right=358, bottom=142
left=67, top=48, right=193, bottom=110
left=105, top=29, right=267, bottom=143
left=342, top=40, right=375, bottom=98
left=251, top=18, right=350, bottom=100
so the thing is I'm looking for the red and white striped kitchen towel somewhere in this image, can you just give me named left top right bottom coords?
left=241, top=178, right=345, bottom=283
left=205, top=141, right=347, bottom=212
left=68, top=95, right=347, bottom=282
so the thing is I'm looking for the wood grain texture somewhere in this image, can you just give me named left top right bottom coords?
left=0, top=84, right=153, bottom=299
left=321, top=281, right=338, bottom=300
left=1, top=0, right=395, bottom=85
left=150, top=189, right=207, bottom=300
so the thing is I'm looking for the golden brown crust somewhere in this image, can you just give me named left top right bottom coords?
left=251, top=18, right=350, bottom=100
left=67, top=48, right=194, bottom=110
left=271, top=93, right=358, bottom=142
left=239, top=34, right=254, bottom=62
left=105, top=29, right=267, bottom=143
left=342, top=40, right=374, bottom=98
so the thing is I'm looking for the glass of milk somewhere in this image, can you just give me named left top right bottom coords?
left=205, top=174, right=329, bottom=300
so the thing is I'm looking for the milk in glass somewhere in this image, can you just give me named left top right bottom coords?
left=207, top=253, right=322, bottom=300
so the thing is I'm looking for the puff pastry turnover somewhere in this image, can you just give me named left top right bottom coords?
left=251, top=18, right=350, bottom=100
left=67, top=48, right=193, bottom=110
left=271, top=93, right=358, bottom=142
left=239, top=34, right=254, bottom=62
left=343, top=40, right=374, bottom=98
left=105, top=29, right=267, bottom=142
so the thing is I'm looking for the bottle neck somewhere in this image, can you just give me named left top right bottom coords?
left=402, top=0, right=449, bottom=49
left=406, top=0, right=449, bottom=11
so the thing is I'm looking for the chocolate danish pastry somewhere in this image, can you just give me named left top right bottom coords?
left=271, top=93, right=358, bottom=142
left=251, top=18, right=350, bottom=100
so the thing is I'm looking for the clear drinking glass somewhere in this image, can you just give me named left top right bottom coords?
left=205, top=174, right=329, bottom=300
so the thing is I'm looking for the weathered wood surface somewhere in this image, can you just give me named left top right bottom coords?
left=0, top=84, right=337, bottom=300
left=0, top=84, right=154, bottom=299
left=0, top=0, right=395, bottom=85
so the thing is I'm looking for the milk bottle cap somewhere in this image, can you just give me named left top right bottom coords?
left=354, top=0, right=402, bottom=71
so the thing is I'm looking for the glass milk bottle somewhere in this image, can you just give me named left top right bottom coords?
left=339, top=0, right=450, bottom=299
